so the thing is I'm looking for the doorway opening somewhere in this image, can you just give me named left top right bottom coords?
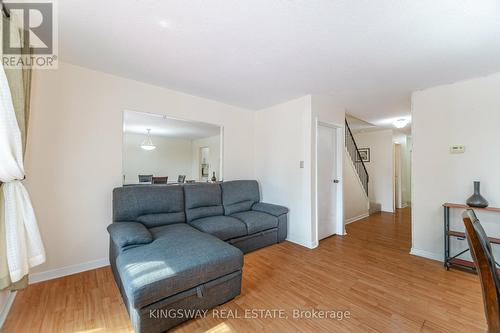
left=393, top=136, right=412, bottom=211
left=199, top=146, right=210, bottom=181
left=394, top=143, right=402, bottom=209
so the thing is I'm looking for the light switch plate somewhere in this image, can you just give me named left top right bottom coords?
left=300, top=161, right=304, bottom=168
left=450, top=145, right=465, bottom=154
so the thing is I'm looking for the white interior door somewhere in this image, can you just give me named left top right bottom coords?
left=318, top=125, right=338, bottom=240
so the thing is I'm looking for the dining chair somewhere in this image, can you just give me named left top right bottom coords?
left=152, top=176, right=168, bottom=184
left=463, top=209, right=500, bottom=333
left=138, top=174, right=153, bottom=183
left=177, top=175, right=186, bottom=183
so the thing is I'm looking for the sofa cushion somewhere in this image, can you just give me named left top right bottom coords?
left=231, top=211, right=278, bottom=235
left=184, top=183, right=223, bottom=222
left=107, top=222, right=153, bottom=249
left=113, top=186, right=185, bottom=227
left=221, top=180, right=260, bottom=215
left=189, top=216, right=248, bottom=241
left=252, top=202, right=289, bottom=217
left=116, top=223, right=243, bottom=309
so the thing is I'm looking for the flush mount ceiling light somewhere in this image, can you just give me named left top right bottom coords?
left=393, top=118, right=410, bottom=129
left=140, top=129, right=156, bottom=151
left=158, top=19, right=171, bottom=28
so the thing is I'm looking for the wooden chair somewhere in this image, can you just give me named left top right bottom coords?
left=463, top=209, right=500, bottom=333
left=138, top=174, right=153, bottom=183
left=152, top=176, right=168, bottom=184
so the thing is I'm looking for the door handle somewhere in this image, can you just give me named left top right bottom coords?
left=333, top=179, right=340, bottom=183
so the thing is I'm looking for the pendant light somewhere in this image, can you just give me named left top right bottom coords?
left=140, top=129, right=156, bottom=151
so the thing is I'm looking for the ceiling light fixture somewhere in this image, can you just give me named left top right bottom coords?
left=140, top=129, right=156, bottom=151
left=158, top=19, right=171, bottom=28
left=393, top=118, right=410, bottom=129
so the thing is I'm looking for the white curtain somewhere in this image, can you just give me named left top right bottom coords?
left=0, top=59, right=45, bottom=283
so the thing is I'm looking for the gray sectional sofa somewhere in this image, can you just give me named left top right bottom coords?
left=108, top=180, right=288, bottom=333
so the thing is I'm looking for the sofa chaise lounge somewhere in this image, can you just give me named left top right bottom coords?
left=108, top=180, right=288, bottom=333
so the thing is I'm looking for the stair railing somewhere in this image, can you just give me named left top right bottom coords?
left=345, top=119, right=369, bottom=195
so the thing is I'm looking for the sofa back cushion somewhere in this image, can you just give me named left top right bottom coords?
left=221, top=180, right=260, bottom=215
left=113, top=186, right=185, bottom=228
left=184, top=183, right=223, bottom=222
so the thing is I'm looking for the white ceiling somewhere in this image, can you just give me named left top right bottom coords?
left=346, top=113, right=412, bottom=134
left=123, top=110, right=220, bottom=139
left=60, top=0, right=500, bottom=124
left=346, top=114, right=376, bottom=132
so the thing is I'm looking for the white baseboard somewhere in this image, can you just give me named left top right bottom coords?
left=410, top=248, right=443, bottom=262
left=344, top=212, right=370, bottom=225
left=286, top=235, right=318, bottom=249
left=29, top=257, right=109, bottom=285
left=0, top=291, right=17, bottom=329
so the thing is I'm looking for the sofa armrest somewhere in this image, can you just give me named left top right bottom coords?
left=252, top=202, right=289, bottom=217
left=107, top=222, right=153, bottom=249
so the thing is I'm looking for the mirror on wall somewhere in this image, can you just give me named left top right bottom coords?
left=122, top=110, right=223, bottom=185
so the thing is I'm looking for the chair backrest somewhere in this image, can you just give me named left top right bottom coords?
left=113, top=186, right=185, bottom=228
left=463, top=209, right=500, bottom=332
left=183, top=183, right=223, bottom=222
left=152, top=176, right=168, bottom=184
left=178, top=175, right=186, bottom=183
left=221, top=180, right=260, bottom=215
left=138, top=174, right=153, bottom=183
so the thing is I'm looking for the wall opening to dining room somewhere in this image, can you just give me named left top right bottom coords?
left=122, top=110, right=224, bottom=185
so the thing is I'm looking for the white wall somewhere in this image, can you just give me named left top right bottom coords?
left=192, top=134, right=221, bottom=181
left=23, top=62, right=255, bottom=275
left=123, top=133, right=194, bottom=183
left=255, top=96, right=313, bottom=248
left=354, top=130, right=394, bottom=212
left=343, top=150, right=370, bottom=223
left=254, top=95, right=345, bottom=248
left=412, top=72, right=500, bottom=260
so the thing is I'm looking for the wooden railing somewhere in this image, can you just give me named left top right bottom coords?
left=345, top=119, right=369, bottom=195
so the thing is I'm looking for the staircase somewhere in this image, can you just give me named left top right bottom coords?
left=345, top=119, right=369, bottom=195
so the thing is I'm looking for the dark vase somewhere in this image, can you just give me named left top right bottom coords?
left=211, top=172, right=217, bottom=182
left=466, top=181, right=489, bottom=208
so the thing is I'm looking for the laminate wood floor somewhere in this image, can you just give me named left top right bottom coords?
left=2, top=208, right=487, bottom=332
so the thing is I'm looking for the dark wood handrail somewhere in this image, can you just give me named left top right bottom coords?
left=2, top=1, right=10, bottom=17
left=345, top=119, right=369, bottom=195
left=345, top=120, right=369, bottom=178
